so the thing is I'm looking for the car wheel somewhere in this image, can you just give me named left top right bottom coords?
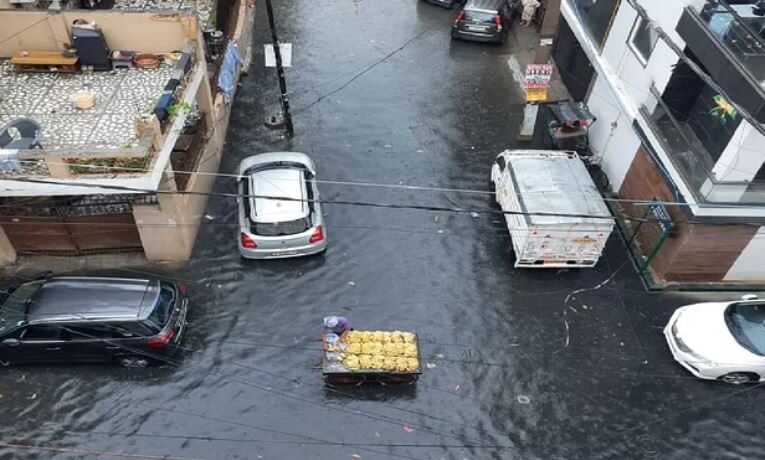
left=720, top=372, right=758, bottom=385
left=117, top=356, right=151, bottom=369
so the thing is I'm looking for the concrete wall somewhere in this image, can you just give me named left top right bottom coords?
left=572, top=0, right=689, bottom=192
left=726, top=227, right=765, bottom=281
left=0, top=10, right=197, bottom=56
left=133, top=0, right=253, bottom=263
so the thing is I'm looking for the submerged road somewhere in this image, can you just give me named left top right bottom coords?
left=2, top=1, right=765, bottom=459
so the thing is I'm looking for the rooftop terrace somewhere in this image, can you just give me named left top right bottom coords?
left=0, top=60, right=173, bottom=151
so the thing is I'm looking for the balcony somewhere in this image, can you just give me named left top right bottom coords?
left=640, top=84, right=765, bottom=204
left=677, top=1, right=765, bottom=122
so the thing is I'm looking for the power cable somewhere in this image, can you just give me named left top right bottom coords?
left=0, top=174, right=739, bottom=230
left=16, top=156, right=765, bottom=211
left=292, top=28, right=434, bottom=115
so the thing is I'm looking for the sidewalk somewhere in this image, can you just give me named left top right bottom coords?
left=507, top=22, right=571, bottom=103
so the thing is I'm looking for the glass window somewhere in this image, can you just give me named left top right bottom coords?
left=464, top=11, right=496, bottom=24
left=629, top=17, right=659, bottom=64
left=21, top=325, right=60, bottom=341
left=145, top=282, right=176, bottom=331
left=725, top=302, right=765, bottom=356
left=570, top=0, right=621, bottom=48
left=62, top=323, right=135, bottom=340
left=0, top=281, right=42, bottom=336
left=253, top=218, right=311, bottom=236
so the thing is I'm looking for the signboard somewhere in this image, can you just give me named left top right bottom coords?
left=649, top=200, right=674, bottom=233
left=264, top=43, right=293, bottom=67
left=524, top=64, right=553, bottom=89
left=525, top=88, right=548, bottom=102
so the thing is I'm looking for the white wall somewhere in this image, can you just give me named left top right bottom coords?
left=713, top=121, right=765, bottom=182
left=586, top=74, right=640, bottom=190
left=725, top=226, right=765, bottom=281
left=575, top=0, right=690, bottom=192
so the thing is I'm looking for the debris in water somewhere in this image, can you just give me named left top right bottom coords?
left=426, top=362, right=437, bottom=369
left=517, top=395, right=531, bottom=404
left=403, top=426, right=415, bottom=433
left=470, top=212, right=479, bottom=218
left=454, top=384, right=461, bottom=391
left=348, top=281, right=356, bottom=287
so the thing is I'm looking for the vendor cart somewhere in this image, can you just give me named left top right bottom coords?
left=322, top=330, right=422, bottom=385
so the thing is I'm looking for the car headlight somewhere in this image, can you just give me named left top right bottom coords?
left=671, top=323, right=712, bottom=364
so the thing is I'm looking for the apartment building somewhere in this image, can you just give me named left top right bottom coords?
left=554, top=0, right=765, bottom=283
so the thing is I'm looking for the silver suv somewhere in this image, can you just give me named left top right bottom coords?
left=237, top=152, right=327, bottom=259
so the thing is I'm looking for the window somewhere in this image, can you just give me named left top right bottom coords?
left=146, top=282, right=176, bottom=331
left=569, top=0, right=622, bottom=48
left=629, top=17, right=659, bottom=65
left=21, top=325, right=60, bottom=341
left=62, top=323, right=135, bottom=340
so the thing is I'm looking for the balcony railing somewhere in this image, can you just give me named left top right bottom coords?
left=639, top=84, right=765, bottom=205
left=693, top=0, right=765, bottom=84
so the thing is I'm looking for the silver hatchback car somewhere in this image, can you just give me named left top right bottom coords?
left=237, top=152, right=327, bottom=259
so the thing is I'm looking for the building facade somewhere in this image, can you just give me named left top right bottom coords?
left=0, top=3, right=253, bottom=265
left=555, top=0, right=765, bottom=283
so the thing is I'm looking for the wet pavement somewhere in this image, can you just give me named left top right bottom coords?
left=3, top=1, right=765, bottom=459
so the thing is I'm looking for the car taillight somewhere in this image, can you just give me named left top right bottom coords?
left=146, top=328, right=175, bottom=348
left=494, top=15, right=502, bottom=26
left=177, top=281, right=187, bottom=295
left=309, top=225, right=324, bottom=244
left=241, top=233, right=257, bottom=249
left=455, top=10, right=465, bottom=22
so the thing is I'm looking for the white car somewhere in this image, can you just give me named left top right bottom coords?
left=664, top=295, right=765, bottom=384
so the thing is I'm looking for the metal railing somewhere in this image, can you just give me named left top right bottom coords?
left=693, top=0, right=765, bottom=83
left=639, top=84, right=765, bottom=204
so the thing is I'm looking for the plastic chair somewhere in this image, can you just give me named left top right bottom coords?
left=0, top=118, right=42, bottom=149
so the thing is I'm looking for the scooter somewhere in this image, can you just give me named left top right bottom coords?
left=542, top=101, right=610, bottom=190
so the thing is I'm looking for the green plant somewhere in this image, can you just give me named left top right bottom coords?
left=65, top=157, right=149, bottom=175
left=167, top=101, right=191, bottom=118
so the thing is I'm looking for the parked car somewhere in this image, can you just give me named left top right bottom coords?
left=422, top=0, right=463, bottom=9
left=451, top=0, right=519, bottom=44
left=0, top=276, right=188, bottom=368
left=237, top=152, right=327, bottom=259
left=664, top=295, right=765, bottom=384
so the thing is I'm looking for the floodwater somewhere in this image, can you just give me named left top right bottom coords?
left=3, top=1, right=765, bottom=459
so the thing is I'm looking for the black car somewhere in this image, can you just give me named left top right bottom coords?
left=0, top=277, right=189, bottom=368
left=423, top=0, right=463, bottom=8
left=451, top=0, right=519, bottom=44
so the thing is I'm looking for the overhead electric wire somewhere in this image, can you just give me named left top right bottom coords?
left=0, top=174, right=746, bottom=232
left=15, top=157, right=765, bottom=211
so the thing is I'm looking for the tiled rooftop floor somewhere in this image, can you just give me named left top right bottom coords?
left=0, top=60, right=173, bottom=151
left=113, top=0, right=215, bottom=31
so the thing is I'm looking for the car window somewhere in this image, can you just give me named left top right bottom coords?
left=145, top=282, right=176, bottom=332
left=725, top=303, right=765, bottom=355
left=0, top=281, right=43, bottom=336
left=62, top=323, right=136, bottom=340
left=253, top=218, right=311, bottom=236
left=21, top=325, right=60, bottom=341
left=465, top=10, right=497, bottom=23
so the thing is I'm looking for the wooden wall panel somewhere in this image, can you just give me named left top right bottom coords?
left=618, top=145, right=689, bottom=280
left=666, top=224, right=757, bottom=282
left=618, top=144, right=757, bottom=282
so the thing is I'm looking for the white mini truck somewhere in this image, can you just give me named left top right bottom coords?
left=490, top=149, right=614, bottom=268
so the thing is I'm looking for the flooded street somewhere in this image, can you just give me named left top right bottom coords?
left=3, top=1, right=765, bottom=459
